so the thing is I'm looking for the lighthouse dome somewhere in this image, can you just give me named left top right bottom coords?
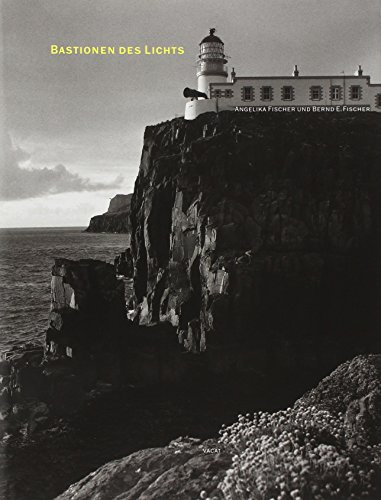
left=198, top=28, right=227, bottom=63
left=200, top=29, right=223, bottom=45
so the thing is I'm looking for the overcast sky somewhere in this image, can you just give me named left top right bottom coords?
left=1, top=0, right=380, bottom=227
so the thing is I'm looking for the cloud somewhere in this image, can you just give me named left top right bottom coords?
left=0, top=133, right=123, bottom=200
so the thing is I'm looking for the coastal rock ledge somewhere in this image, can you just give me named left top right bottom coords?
left=56, top=355, right=381, bottom=500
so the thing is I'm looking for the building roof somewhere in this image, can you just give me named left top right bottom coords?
left=200, top=28, right=223, bottom=45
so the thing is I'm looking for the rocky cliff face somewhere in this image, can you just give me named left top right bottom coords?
left=86, top=194, right=132, bottom=233
left=131, top=111, right=381, bottom=367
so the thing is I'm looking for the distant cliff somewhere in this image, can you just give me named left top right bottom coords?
left=85, top=193, right=132, bottom=233
left=131, top=111, right=381, bottom=366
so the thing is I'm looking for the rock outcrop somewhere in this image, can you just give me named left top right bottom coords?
left=130, top=111, right=381, bottom=374
left=0, top=258, right=127, bottom=433
left=295, top=353, right=381, bottom=447
left=86, top=194, right=132, bottom=233
left=47, top=258, right=126, bottom=380
left=56, top=437, right=230, bottom=500
left=55, top=354, right=381, bottom=500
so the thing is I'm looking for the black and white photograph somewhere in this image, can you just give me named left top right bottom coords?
left=1, top=1, right=381, bottom=498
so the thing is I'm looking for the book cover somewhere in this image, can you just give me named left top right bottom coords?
left=1, top=1, right=381, bottom=499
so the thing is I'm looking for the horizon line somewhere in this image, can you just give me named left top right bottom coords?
left=0, top=226, right=88, bottom=230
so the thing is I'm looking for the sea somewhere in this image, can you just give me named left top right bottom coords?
left=0, top=227, right=129, bottom=353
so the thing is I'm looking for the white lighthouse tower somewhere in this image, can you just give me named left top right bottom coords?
left=197, top=28, right=228, bottom=96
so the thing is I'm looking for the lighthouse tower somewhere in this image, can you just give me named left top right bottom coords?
left=197, top=28, right=228, bottom=96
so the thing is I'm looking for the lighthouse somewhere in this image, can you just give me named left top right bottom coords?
left=184, top=30, right=381, bottom=120
left=197, top=28, right=228, bottom=96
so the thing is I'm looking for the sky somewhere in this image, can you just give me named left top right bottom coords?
left=1, top=0, right=380, bottom=227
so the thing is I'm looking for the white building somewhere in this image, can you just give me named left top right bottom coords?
left=185, top=29, right=381, bottom=120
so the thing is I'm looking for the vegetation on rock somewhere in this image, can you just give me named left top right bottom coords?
left=219, top=407, right=380, bottom=499
left=218, top=355, right=381, bottom=500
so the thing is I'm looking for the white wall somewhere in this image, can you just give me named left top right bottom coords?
left=198, top=74, right=227, bottom=96
left=185, top=99, right=218, bottom=120
left=210, top=76, right=381, bottom=110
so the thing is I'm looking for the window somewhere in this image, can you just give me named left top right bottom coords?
left=376, top=94, right=381, bottom=108
left=330, top=86, right=342, bottom=100
left=282, top=86, right=294, bottom=100
left=350, top=86, right=361, bottom=100
left=214, top=89, right=222, bottom=98
left=242, top=86, right=254, bottom=101
left=225, top=89, right=233, bottom=98
left=261, top=86, right=273, bottom=101
left=310, top=86, right=323, bottom=101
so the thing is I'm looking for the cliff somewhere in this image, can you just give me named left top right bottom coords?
left=85, top=194, right=132, bottom=233
left=3, top=112, right=381, bottom=499
left=131, top=111, right=381, bottom=370
left=5, top=112, right=380, bottom=430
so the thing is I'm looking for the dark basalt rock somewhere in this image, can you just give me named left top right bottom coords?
left=130, top=112, right=381, bottom=376
left=85, top=194, right=132, bottom=233
left=0, top=258, right=128, bottom=433
left=48, top=258, right=127, bottom=373
left=114, top=247, right=134, bottom=278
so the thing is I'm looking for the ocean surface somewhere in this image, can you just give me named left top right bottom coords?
left=0, top=227, right=129, bottom=352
